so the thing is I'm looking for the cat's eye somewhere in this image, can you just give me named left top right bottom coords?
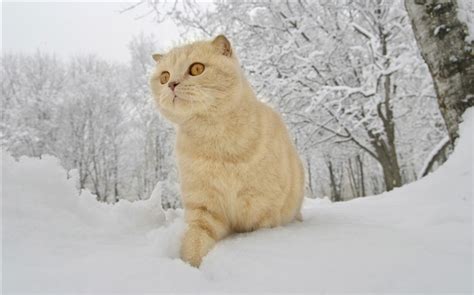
left=160, top=71, right=170, bottom=84
left=189, top=63, right=205, bottom=76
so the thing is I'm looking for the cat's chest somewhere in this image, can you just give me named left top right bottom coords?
left=178, top=154, right=248, bottom=194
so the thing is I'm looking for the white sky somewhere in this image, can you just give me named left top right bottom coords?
left=1, top=1, right=180, bottom=63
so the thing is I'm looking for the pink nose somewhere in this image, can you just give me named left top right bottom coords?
left=168, top=81, right=179, bottom=91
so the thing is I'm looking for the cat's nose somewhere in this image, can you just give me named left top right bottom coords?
left=168, top=81, right=179, bottom=91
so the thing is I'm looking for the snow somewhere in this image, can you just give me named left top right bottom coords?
left=434, top=24, right=449, bottom=36
left=2, top=110, right=473, bottom=293
left=458, top=0, right=474, bottom=42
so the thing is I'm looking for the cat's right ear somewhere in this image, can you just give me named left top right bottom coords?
left=152, top=53, right=163, bottom=63
left=212, top=35, right=232, bottom=57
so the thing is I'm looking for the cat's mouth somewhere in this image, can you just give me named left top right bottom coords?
left=172, top=94, right=190, bottom=105
left=172, top=95, right=183, bottom=104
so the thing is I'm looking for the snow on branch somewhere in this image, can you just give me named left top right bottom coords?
left=322, top=85, right=376, bottom=98
left=352, top=23, right=375, bottom=40
left=418, top=136, right=451, bottom=178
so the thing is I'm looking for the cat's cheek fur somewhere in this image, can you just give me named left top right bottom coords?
left=157, top=102, right=187, bottom=125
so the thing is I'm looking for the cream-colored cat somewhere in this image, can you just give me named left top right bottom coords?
left=150, top=35, right=304, bottom=267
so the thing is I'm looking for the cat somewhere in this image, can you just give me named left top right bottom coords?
left=150, top=35, right=305, bottom=267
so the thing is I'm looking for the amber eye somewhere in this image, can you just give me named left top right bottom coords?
left=189, top=63, right=205, bottom=76
left=160, top=71, right=170, bottom=84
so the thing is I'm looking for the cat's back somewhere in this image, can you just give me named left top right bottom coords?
left=255, top=100, right=295, bottom=149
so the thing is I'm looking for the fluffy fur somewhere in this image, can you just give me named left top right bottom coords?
left=150, top=35, right=305, bottom=267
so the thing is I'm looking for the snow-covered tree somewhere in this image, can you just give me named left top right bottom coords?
left=140, top=0, right=447, bottom=194
left=55, top=56, right=128, bottom=202
left=1, top=51, right=66, bottom=157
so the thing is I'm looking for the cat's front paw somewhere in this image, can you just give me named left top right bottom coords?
left=180, top=223, right=217, bottom=267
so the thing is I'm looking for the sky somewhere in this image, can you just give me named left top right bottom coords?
left=1, top=1, right=180, bottom=63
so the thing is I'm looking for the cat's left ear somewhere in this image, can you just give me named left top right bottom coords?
left=212, top=35, right=232, bottom=57
left=152, top=53, right=163, bottom=63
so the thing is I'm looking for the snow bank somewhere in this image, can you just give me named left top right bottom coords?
left=1, top=153, right=168, bottom=292
left=2, top=110, right=472, bottom=293
left=1, top=153, right=165, bottom=235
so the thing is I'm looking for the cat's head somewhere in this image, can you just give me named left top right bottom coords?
left=150, top=35, right=242, bottom=124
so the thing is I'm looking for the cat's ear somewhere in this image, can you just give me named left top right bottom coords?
left=212, top=35, right=232, bottom=57
left=152, top=53, right=163, bottom=63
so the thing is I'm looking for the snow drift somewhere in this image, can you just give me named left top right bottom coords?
left=2, top=110, right=472, bottom=293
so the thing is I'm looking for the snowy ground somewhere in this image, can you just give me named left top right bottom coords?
left=2, top=110, right=472, bottom=294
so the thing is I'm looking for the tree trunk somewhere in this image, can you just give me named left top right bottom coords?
left=380, top=155, right=403, bottom=191
left=366, top=18, right=404, bottom=192
left=326, top=158, right=343, bottom=202
left=405, top=0, right=474, bottom=142
left=347, top=158, right=359, bottom=198
left=113, top=143, right=119, bottom=203
left=356, top=155, right=366, bottom=196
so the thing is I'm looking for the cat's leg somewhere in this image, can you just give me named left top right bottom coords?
left=234, top=187, right=282, bottom=231
left=181, top=202, right=229, bottom=267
